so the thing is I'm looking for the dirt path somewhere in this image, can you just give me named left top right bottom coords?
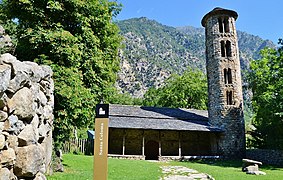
left=160, top=165, right=214, bottom=180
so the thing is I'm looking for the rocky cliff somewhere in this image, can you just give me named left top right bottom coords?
left=116, top=18, right=276, bottom=98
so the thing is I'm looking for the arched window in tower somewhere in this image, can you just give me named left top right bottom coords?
left=224, top=68, right=232, bottom=84
left=224, top=68, right=228, bottom=84
left=224, top=18, right=230, bottom=33
left=218, top=18, right=224, bottom=33
left=225, top=40, right=232, bottom=57
left=221, top=41, right=225, bottom=57
left=226, top=91, right=233, bottom=105
left=228, top=68, right=232, bottom=84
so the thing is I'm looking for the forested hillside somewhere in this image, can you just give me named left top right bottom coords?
left=116, top=17, right=276, bottom=98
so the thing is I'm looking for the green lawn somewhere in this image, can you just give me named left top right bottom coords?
left=48, top=154, right=161, bottom=180
left=171, top=160, right=283, bottom=180
left=48, top=154, right=283, bottom=180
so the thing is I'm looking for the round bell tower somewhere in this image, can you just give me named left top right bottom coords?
left=202, top=8, right=245, bottom=158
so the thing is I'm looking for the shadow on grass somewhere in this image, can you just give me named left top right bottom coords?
left=63, top=163, right=70, bottom=167
left=182, top=159, right=242, bottom=168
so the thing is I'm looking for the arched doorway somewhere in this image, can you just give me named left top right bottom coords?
left=145, top=140, right=159, bottom=160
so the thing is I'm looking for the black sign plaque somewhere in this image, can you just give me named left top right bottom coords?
left=95, top=104, right=109, bottom=118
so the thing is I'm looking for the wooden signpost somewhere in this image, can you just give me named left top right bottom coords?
left=94, top=104, right=109, bottom=180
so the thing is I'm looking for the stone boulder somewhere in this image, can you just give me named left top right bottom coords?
left=18, top=124, right=39, bottom=146
left=0, top=134, right=5, bottom=149
left=0, top=167, right=10, bottom=180
left=0, top=110, right=8, bottom=122
left=34, top=172, right=47, bottom=180
left=0, top=25, right=13, bottom=50
left=0, top=64, right=11, bottom=92
left=242, top=158, right=266, bottom=175
left=14, top=145, right=45, bottom=177
left=0, top=92, right=8, bottom=110
left=0, top=148, right=16, bottom=167
left=7, top=87, right=36, bottom=119
left=3, top=115, right=24, bottom=135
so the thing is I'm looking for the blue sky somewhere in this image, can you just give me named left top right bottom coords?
left=115, top=0, right=283, bottom=44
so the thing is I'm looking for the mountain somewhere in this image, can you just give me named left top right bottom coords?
left=115, top=17, right=276, bottom=98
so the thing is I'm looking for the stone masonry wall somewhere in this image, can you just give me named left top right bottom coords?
left=246, top=149, right=283, bottom=166
left=202, top=8, right=246, bottom=159
left=0, top=53, right=54, bottom=179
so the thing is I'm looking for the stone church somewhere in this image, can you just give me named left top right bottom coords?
left=106, top=7, right=245, bottom=160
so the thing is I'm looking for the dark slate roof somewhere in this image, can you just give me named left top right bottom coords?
left=108, top=104, right=222, bottom=132
left=201, top=7, right=238, bottom=27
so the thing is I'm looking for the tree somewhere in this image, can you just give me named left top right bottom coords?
left=0, top=0, right=122, bottom=148
left=248, top=40, right=283, bottom=149
left=143, top=67, right=208, bottom=109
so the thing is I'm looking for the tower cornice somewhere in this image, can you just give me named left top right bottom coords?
left=201, top=7, right=238, bottom=27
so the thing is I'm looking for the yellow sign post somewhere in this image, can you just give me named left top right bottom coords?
left=94, top=104, right=109, bottom=180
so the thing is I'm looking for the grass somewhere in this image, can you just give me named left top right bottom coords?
left=48, top=154, right=161, bottom=180
left=48, top=154, right=283, bottom=180
left=170, top=160, right=283, bottom=180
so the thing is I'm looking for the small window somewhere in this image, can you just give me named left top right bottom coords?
left=224, top=69, right=228, bottom=84
left=218, top=18, right=223, bottom=33
left=224, top=18, right=230, bottom=33
left=221, top=41, right=225, bottom=57
left=218, top=17, right=230, bottom=33
left=224, top=68, right=232, bottom=84
left=228, top=68, right=232, bottom=84
left=226, top=40, right=232, bottom=57
left=226, top=91, right=233, bottom=105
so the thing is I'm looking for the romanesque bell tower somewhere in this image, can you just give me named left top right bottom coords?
left=201, top=8, right=245, bottom=158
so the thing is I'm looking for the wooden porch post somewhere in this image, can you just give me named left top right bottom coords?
left=179, top=131, right=182, bottom=157
left=142, top=130, right=145, bottom=156
left=159, top=131, right=162, bottom=157
left=122, top=129, right=125, bottom=155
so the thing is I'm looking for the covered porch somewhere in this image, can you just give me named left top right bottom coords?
left=107, top=104, right=223, bottom=160
left=108, top=128, right=222, bottom=160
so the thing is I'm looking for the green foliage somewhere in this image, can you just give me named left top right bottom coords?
left=107, top=90, right=143, bottom=105
left=0, top=0, right=122, bottom=149
left=248, top=42, right=283, bottom=149
left=143, top=68, right=207, bottom=109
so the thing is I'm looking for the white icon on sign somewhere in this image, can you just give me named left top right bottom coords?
left=99, top=108, right=106, bottom=115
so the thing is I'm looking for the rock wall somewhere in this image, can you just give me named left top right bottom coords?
left=0, top=53, right=54, bottom=179
left=246, top=149, right=283, bottom=166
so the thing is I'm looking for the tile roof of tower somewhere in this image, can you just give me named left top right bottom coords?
left=201, top=7, right=238, bottom=27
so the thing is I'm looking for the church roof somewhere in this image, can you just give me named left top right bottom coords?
left=108, top=104, right=222, bottom=132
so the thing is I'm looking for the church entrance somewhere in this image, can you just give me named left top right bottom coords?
left=145, top=140, right=159, bottom=160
